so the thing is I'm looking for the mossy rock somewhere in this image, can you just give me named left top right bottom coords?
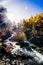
left=0, top=42, right=2, bottom=46
left=0, top=60, right=4, bottom=65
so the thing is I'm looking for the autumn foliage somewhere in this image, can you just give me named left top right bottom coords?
left=19, top=13, right=43, bottom=31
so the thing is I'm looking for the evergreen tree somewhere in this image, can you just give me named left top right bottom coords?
left=0, top=5, right=6, bottom=25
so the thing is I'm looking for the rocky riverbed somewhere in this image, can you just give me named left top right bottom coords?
left=0, top=40, right=43, bottom=65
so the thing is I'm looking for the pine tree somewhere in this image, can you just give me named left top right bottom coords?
left=0, top=5, right=12, bottom=43
left=0, top=5, right=6, bottom=25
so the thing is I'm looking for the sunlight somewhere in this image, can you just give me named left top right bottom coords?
left=7, top=12, right=15, bottom=23
left=6, top=11, right=21, bottom=24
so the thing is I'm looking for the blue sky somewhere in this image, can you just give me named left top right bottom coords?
left=0, top=0, right=43, bottom=23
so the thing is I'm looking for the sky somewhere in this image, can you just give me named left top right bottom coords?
left=0, top=0, right=43, bottom=24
